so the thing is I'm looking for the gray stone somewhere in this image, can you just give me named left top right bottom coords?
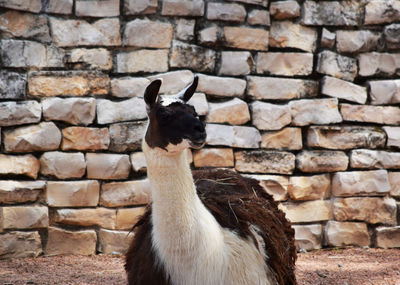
left=197, top=74, right=246, bottom=98
left=116, top=49, right=169, bottom=73
left=170, top=41, right=215, bottom=73
left=206, top=98, right=250, bottom=125
left=130, top=152, right=147, bottom=173
left=0, top=154, right=40, bottom=179
left=0, top=0, right=41, bottom=13
left=223, top=27, right=269, bottom=51
left=250, top=101, right=291, bottom=131
left=384, top=24, right=400, bottom=49
left=296, top=150, right=349, bottom=173
left=98, top=229, right=132, bottom=254
left=376, top=226, right=400, bottom=248
left=124, top=19, right=173, bottom=48
left=321, top=28, right=336, bottom=48
left=369, top=80, right=400, bottom=105
left=316, top=50, right=358, bottom=81
left=336, top=30, right=381, bottom=53
left=75, top=0, right=120, bottom=17
left=101, top=179, right=151, bottom=207
left=341, top=104, right=400, bottom=125
left=111, top=77, right=150, bottom=98
left=0, top=101, right=41, bottom=127
left=350, top=149, right=400, bottom=169
left=270, top=0, right=300, bottom=19
left=365, top=0, right=400, bottom=25
left=47, top=180, right=100, bottom=207
left=0, top=181, right=45, bottom=205
left=358, top=52, right=400, bottom=77
left=86, top=153, right=131, bottom=180
left=147, top=70, right=193, bottom=95
left=198, top=26, right=219, bottom=45
left=175, top=19, right=195, bottom=41
left=0, top=231, right=42, bottom=259
left=325, top=221, right=370, bottom=247
left=247, top=9, right=270, bottom=26
left=321, top=76, right=367, bottom=104
left=44, top=0, right=73, bottom=14
left=206, top=124, right=261, bottom=148
left=40, top=152, right=86, bottom=179
left=226, top=0, right=268, bottom=7
left=67, top=48, right=112, bottom=70
left=0, top=71, right=26, bottom=100
left=257, top=52, right=313, bottom=76
left=161, top=0, right=205, bottom=16
left=293, top=224, right=322, bottom=251
left=109, top=121, right=147, bottom=152
left=96, top=97, right=147, bottom=125
left=279, top=200, right=332, bottom=223
left=219, top=51, right=253, bottom=76
left=389, top=172, right=400, bottom=197
left=46, top=227, right=96, bottom=256
left=2, top=206, right=48, bottom=229
left=207, top=2, right=246, bottom=22
left=187, top=93, right=209, bottom=116
left=288, top=174, right=330, bottom=201
left=124, top=0, right=157, bottom=15
left=261, top=128, right=302, bottom=150
left=384, top=127, right=400, bottom=148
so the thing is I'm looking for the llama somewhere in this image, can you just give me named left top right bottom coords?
left=125, top=76, right=297, bottom=285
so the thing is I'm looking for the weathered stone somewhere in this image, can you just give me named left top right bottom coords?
left=50, top=18, right=121, bottom=47
left=341, top=104, right=400, bottom=125
left=28, top=71, right=109, bottom=97
left=148, top=70, right=193, bottom=95
left=235, top=151, right=295, bottom=175
left=161, top=0, right=205, bottom=16
left=384, top=24, right=400, bottom=50
left=0, top=101, right=41, bottom=127
left=223, top=27, right=269, bottom=51
left=385, top=127, right=400, bottom=149
left=308, top=126, right=386, bottom=150
left=44, top=0, right=73, bottom=14
left=219, top=51, right=252, bottom=76
left=332, top=170, right=391, bottom=197
left=116, top=49, right=169, bottom=73
left=289, top=99, right=342, bottom=126
left=206, top=124, right=261, bottom=148
left=251, top=101, right=291, bottom=131
left=124, top=0, right=157, bottom=15
left=261, top=128, right=302, bottom=150
left=198, top=26, right=218, bottom=45
left=175, top=19, right=195, bottom=41
left=101, top=180, right=150, bottom=207
left=2, top=206, right=48, bottom=229
left=376, top=226, right=400, bottom=248
left=0, top=71, right=26, bottom=100
left=40, top=152, right=86, bottom=179
left=247, top=76, right=318, bottom=100
left=272, top=2, right=300, bottom=19
left=358, top=53, right=400, bottom=77
left=226, top=0, right=267, bottom=7
left=321, top=28, right=336, bottom=48
left=301, top=1, right=362, bottom=26
left=288, top=174, right=330, bottom=201
left=96, top=97, right=147, bottom=124
left=47, top=180, right=100, bottom=207
left=193, top=148, right=234, bottom=168
left=296, top=151, right=348, bottom=173
left=293, top=224, right=322, bottom=251
left=170, top=41, right=215, bottom=72
left=0, top=154, right=39, bottom=179
left=389, top=172, right=400, bottom=197
left=116, top=207, right=146, bottom=230
left=325, top=221, right=370, bottom=247
left=4, top=122, right=61, bottom=153
left=247, top=9, right=270, bottom=26
left=369, top=80, right=400, bottom=105
left=206, top=98, right=250, bottom=125
left=86, top=153, right=131, bottom=180
left=124, top=19, right=172, bottom=48
left=111, top=77, right=150, bottom=98
left=257, top=52, right=313, bottom=76
left=336, top=30, right=381, bottom=53
left=98, top=229, right=132, bottom=254
left=321, top=76, right=367, bottom=104
left=365, top=0, right=400, bottom=25
left=279, top=200, right=332, bottom=223
left=351, top=149, right=400, bottom=169
left=269, top=21, right=317, bottom=52
left=130, top=152, right=147, bottom=173
left=62, top=127, right=110, bottom=151
left=244, top=175, right=289, bottom=201
left=187, top=93, right=209, bottom=116
left=0, top=0, right=41, bottom=13
left=316, top=50, right=358, bottom=81
left=334, top=197, right=397, bottom=226
left=75, top=0, right=119, bottom=17
left=53, top=208, right=116, bottom=229
left=46, top=227, right=96, bottom=256
left=207, top=2, right=246, bottom=22
left=197, top=74, right=246, bottom=98
left=67, top=48, right=112, bottom=70
left=109, top=121, right=147, bottom=152
left=0, top=181, right=45, bottom=204
left=0, top=231, right=42, bottom=259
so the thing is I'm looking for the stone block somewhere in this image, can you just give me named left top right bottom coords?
left=376, top=226, right=400, bottom=248
left=257, top=52, right=313, bottom=76
left=351, top=149, right=400, bottom=169
left=389, top=172, right=400, bottom=197
left=385, top=127, right=400, bottom=149
left=244, top=175, right=289, bottom=201
left=296, top=151, right=348, bottom=173
left=130, top=152, right=147, bottom=173
left=288, top=174, right=330, bottom=201
left=67, top=48, right=112, bottom=70
left=53, top=208, right=116, bottom=229
left=0, top=181, right=45, bottom=205
left=4, top=122, right=61, bottom=153
left=358, top=52, right=400, bottom=77
left=0, top=154, right=39, bottom=179
left=247, top=10, right=270, bottom=26
left=124, top=19, right=172, bottom=48
left=193, top=148, right=234, bottom=168
left=384, top=23, right=400, bottom=50
left=293, top=224, right=322, bottom=251
left=336, top=30, right=381, bottom=53
left=279, top=200, right=332, bottom=223
left=187, top=93, right=209, bottom=116
left=206, top=98, right=250, bottom=125
left=75, top=0, right=119, bottom=17
left=46, top=227, right=96, bottom=256
left=235, top=151, right=295, bottom=175
left=161, top=0, right=205, bottom=16
left=269, top=21, right=317, bottom=52
left=270, top=1, right=300, bottom=19
left=111, top=77, right=150, bottom=98
left=124, top=0, right=157, bottom=15
left=147, top=70, right=193, bottom=95
left=2, top=206, right=48, bottom=229
left=47, top=180, right=100, bottom=207
left=0, top=101, right=41, bottom=127
left=116, top=207, right=146, bottom=230
left=96, top=97, right=147, bottom=125
left=170, top=41, right=215, bottom=72
left=369, top=80, right=400, bottom=105
left=261, top=128, right=302, bottom=150
left=109, top=121, right=147, bottom=152
left=206, top=124, right=261, bottom=148
left=223, top=27, right=269, bottom=51
left=62, top=127, right=110, bottom=151
left=227, top=0, right=267, bottom=6
left=0, top=71, right=26, bottom=100
left=0, top=0, right=41, bottom=13
left=198, top=26, right=218, bottom=45
left=219, top=51, right=252, bottom=76
left=40, top=152, right=86, bottom=179
left=316, top=50, right=357, bottom=81
left=86, top=153, right=131, bottom=180
left=197, top=74, right=246, bottom=98
left=44, top=0, right=73, bottom=14
left=250, top=101, right=291, bottom=131
left=332, top=170, right=391, bottom=197
left=321, top=28, right=336, bottom=48
left=325, top=221, right=370, bottom=247
left=341, top=104, right=400, bottom=125
left=365, top=0, right=400, bottom=25
left=98, top=229, right=133, bottom=254
left=175, top=19, right=195, bottom=41
left=116, top=49, right=169, bottom=73
left=289, top=98, right=342, bottom=126
left=207, top=2, right=246, bottom=22
left=101, top=180, right=151, bottom=207
left=0, top=231, right=42, bottom=259
left=321, top=76, right=367, bottom=104
left=50, top=18, right=121, bottom=47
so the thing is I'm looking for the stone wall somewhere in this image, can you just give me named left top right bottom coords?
left=1, top=0, right=400, bottom=259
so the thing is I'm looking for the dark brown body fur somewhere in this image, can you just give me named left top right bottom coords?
left=125, top=169, right=297, bottom=285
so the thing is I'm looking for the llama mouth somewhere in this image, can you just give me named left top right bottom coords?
left=189, top=140, right=206, bottom=149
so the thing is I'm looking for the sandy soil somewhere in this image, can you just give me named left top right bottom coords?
left=0, top=248, right=399, bottom=285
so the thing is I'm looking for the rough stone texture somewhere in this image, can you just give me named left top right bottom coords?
left=270, top=1, right=300, bottom=20
left=193, top=148, right=234, bottom=168
left=388, top=172, right=400, bottom=197
left=0, top=231, right=42, bottom=259
left=279, top=200, right=332, bottom=223
left=321, top=28, right=336, bottom=49
left=365, top=0, right=400, bottom=25
left=198, top=26, right=218, bottom=45
left=187, top=93, right=209, bottom=116
left=174, top=19, right=194, bottom=41
left=46, top=227, right=96, bottom=256
left=47, top=181, right=100, bottom=207
left=96, top=97, right=147, bottom=125
left=334, top=197, right=397, bottom=226
left=130, top=152, right=147, bottom=173
left=0, top=154, right=39, bottom=179
left=289, top=99, right=342, bottom=126
left=44, top=0, right=73, bottom=14
left=0, top=0, right=41, bottom=13
left=261, top=128, right=302, bottom=150
left=98, top=229, right=132, bottom=254
left=341, top=104, right=400, bottom=125
left=206, top=98, right=250, bottom=125
left=223, top=27, right=269, bottom=51
left=2, top=206, right=48, bottom=229
left=250, top=101, right=291, bottom=131
left=351, top=149, right=400, bottom=169
left=111, top=77, right=150, bottom=98
left=124, top=19, right=173, bottom=48
left=288, top=174, right=330, bottom=201
left=227, top=0, right=267, bottom=7
left=257, top=52, right=313, bottom=76
left=170, top=41, right=215, bottom=72
left=247, top=10, right=270, bottom=26
left=0, top=181, right=45, bottom=204
left=376, top=226, right=400, bottom=248
left=325, top=221, right=370, bottom=247
left=293, top=224, right=322, bottom=251
left=384, top=127, right=400, bottom=149
left=101, top=180, right=150, bottom=207
left=207, top=2, right=246, bottom=22
left=148, top=70, right=193, bottom=95
left=61, top=127, right=110, bottom=151
left=53, top=208, right=116, bottom=229
left=269, top=21, right=317, bottom=52
left=245, top=175, right=289, bottom=201
left=296, top=151, right=349, bottom=173
left=358, top=53, right=400, bottom=77
left=86, top=153, right=131, bottom=180
left=116, top=49, right=169, bottom=73
left=0, top=71, right=26, bottom=100
left=197, top=74, right=246, bottom=98
left=206, top=124, right=261, bottom=148
left=109, top=121, right=147, bottom=152
left=384, top=23, right=400, bottom=50
left=67, top=48, right=112, bottom=70
left=0, top=101, right=41, bottom=127
left=161, top=0, right=205, bottom=16
left=369, top=80, right=400, bottom=105
left=40, top=152, right=86, bottom=179
left=3, top=122, right=61, bottom=153
left=321, top=76, right=367, bottom=104
left=116, top=207, right=146, bottom=230
left=336, top=30, right=381, bottom=53
left=219, top=51, right=252, bottom=76
left=235, top=150, right=295, bottom=175
left=316, top=50, right=358, bottom=81
left=124, top=0, right=157, bottom=15
left=75, top=0, right=119, bottom=17
left=308, top=126, right=386, bottom=150
left=332, top=170, right=391, bottom=197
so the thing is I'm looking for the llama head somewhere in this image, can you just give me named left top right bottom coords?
left=143, top=76, right=206, bottom=153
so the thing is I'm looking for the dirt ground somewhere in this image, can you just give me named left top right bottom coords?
left=0, top=248, right=399, bottom=285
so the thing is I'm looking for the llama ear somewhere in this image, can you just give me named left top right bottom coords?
left=178, top=76, right=198, bottom=102
left=144, top=79, right=162, bottom=109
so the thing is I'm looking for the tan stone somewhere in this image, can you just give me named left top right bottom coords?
left=369, top=80, right=400, bottom=105
left=67, top=48, right=112, bottom=70
left=350, top=149, right=400, bottom=169
left=219, top=52, right=252, bottom=76
left=147, top=70, right=193, bottom=95
left=198, top=26, right=218, bottom=45
left=206, top=98, right=250, bottom=125
left=288, top=174, right=330, bottom=201
left=86, top=153, right=131, bottom=180
left=235, top=151, right=295, bottom=175
left=244, top=174, right=289, bottom=201
left=223, top=27, right=269, bottom=51
left=0, top=231, right=42, bottom=259
left=170, top=41, right=215, bottom=73
left=101, top=180, right=151, bottom=207
left=161, top=0, right=205, bottom=16
left=197, top=74, right=246, bottom=98
left=111, top=77, right=150, bottom=98
left=247, top=9, right=270, bottom=26
left=321, top=76, right=367, bottom=104
left=193, top=148, right=234, bottom=168
left=341, top=104, right=400, bottom=125
left=296, top=151, right=348, bottom=173
left=187, top=93, right=209, bottom=116
left=317, top=50, right=357, bottom=81
left=290, top=98, right=342, bottom=126
left=389, top=172, right=400, bottom=197
left=62, top=127, right=110, bottom=151
left=46, top=181, right=99, bottom=207
left=261, top=128, right=302, bottom=150
left=279, top=200, right=332, bottom=223
left=0, top=181, right=45, bottom=204
left=130, top=152, right=147, bottom=173
left=0, top=154, right=39, bottom=179
left=336, top=30, right=381, bottom=53
left=206, top=124, right=261, bottom=148
left=325, top=221, right=370, bottom=247
left=270, top=0, right=300, bottom=19
left=365, top=0, right=400, bottom=25
left=207, top=2, right=246, bottom=22
left=358, top=52, right=400, bottom=77
left=75, top=0, right=119, bottom=17
left=116, top=207, right=147, bottom=230
left=376, top=226, right=400, bottom=248
left=251, top=101, right=291, bottom=131
left=98, top=229, right=133, bottom=254
left=2, top=206, right=48, bottom=229
left=53, top=208, right=116, bottom=229
left=116, top=49, right=169, bottom=73
left=0, top=100, right=41, bottom=127
left=124, top=0, right=157, bottom=15
left=293, top=224, right=322, bottom=251
left=46, top=227, right=96, bottom=256
left=40, top=152, right=86, bottom=179
left=257, top=52, right=313, bottom=76
left=124, top=19, right=172, bottom=48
